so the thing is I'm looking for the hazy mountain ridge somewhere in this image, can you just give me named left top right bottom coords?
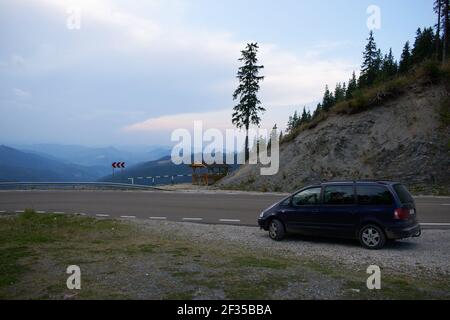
left=99, top=156, right=193, bottom=184
left=0, top=144, right=172, bottom=182
left=100, top=153, right=242, bottom=185
left=0, top=145, right=103, bottom=182
left=15, top=144, right=171, bottom=167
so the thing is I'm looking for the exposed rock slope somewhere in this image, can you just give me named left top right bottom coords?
left=220, top=83, right=450, bottom=194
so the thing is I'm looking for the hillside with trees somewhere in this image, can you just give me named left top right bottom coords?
left=220, top=1, right=450, bottom=195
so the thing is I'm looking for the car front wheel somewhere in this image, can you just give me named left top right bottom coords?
left=359, top=224, right=386, bottom=250
left=268, top=219, right=286, bottom=241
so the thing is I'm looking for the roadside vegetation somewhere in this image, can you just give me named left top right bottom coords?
left=1, top=211, right=449, bottom=300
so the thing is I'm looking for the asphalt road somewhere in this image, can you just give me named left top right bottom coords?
left=0, top=190, right=449, bottom=226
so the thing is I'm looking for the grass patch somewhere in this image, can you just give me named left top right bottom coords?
left=0, top=247, right=30, bottom=288
left=1, top=210, right=449, bottom=300
left=232, top=256, right=289, bottom=270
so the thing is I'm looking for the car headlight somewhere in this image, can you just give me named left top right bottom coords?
left=259, top=211, right=265, bottom=218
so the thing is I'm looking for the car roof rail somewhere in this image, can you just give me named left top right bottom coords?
left=320, top=179, right=394, bottom=184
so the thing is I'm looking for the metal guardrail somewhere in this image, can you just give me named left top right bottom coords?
left=0, top=182, right=166, bottom=191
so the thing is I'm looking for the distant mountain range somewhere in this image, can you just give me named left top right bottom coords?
left=14, top=144, right=171, bottom=167
left=0, top=144, right=172, bottom=182
left=99, top=156, right=194, bottom=185
left=1, top=144, right=240, bottom=184
left=100, top=154, right=241, bottom=185
left=0, top=145, right=104, bottom=182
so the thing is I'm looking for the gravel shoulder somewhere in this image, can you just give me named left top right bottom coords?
left=137, top=220, right=450, bottom=276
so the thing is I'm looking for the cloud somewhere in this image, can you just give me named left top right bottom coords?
left=122, top=104, right=305, bottom=134
left=13, top=88, right=31, bottom=98
left=3, top=0, right=360, bottom=144
left=123, top=109, right=233, bottom=133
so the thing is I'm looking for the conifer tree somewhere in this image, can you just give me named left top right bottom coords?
left=399, top=41, right=412, bottom=74
left=334, top=83, right=345, bottom=103
left=380, top=48, right=398, bottom=80
left=411, top=27, right=435, bottom=64
left=301, top=107, right=309, bottom=124
left=322, top=85, right=335, bottom=111
left=435, top=0, right=443, bottom=58
left=313, top=103, right=322, bottom=118
left=346, top=71, right=358, bottom=99
left=232, top=43, right=265, bottom=162
left=443, top=0, right=450, bottom=62
left=360, top=31, right=380, bottom=87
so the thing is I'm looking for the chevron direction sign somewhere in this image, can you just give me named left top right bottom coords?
left=112, top=162, right=126, bottom=169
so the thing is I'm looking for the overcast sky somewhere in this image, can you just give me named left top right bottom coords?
left=0, top=0, right=435, bottom=146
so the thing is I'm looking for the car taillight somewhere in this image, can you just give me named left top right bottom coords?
left=394, top=208, right=410, bottom=220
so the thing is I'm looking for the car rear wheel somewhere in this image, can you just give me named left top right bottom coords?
left=268, top=219, right=285, bottom=241
left=359, top=224, right=386, bottom=250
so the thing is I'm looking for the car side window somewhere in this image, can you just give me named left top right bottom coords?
left=323, top=186, right=355, bottom=205
left=357, top=186, right=394, bottom=205
left=291, top=188, right=322, bottom=206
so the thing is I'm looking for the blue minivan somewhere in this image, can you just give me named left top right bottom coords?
left=258, top=181, right=421, bottom=249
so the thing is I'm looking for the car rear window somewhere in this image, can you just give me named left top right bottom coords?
left=393, top=184, right=414, bottom=204
left=356, top=186, right=394, bottom=205
left=323, top=186, right=355, bottom=205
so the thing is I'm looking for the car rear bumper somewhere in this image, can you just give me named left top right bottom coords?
left=385, top=223, right=421, bottom=240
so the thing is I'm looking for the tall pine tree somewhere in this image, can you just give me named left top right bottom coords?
left=322, top=85, right=335, bottom=111
left=334, top=83, right=345, bottom=103
left=360, top=31, right=380, bottom=87
left=380, top=48, right=398, bottom=80
left=399, top=41, right=412, bottom=74
left=346, top=71, right=358, bottom=99
left=313, top=103, right=322, bottom=118
left=232, top=43, right=265, bottom=162
left=435, top=0, right=443, bottom=59
left=443, top=0, right=450, bottom=62
left=411, top=27, right=435, bottom=64
left=300, top=107, right=309, bottom=124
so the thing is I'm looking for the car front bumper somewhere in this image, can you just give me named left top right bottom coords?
left=258, top=218, right=268, bottom=231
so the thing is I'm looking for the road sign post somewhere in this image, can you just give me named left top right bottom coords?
left=112, top=162, right=125, bottom=182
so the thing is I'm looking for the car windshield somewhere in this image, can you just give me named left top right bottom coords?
left=393, top=184, right=414, bottom=204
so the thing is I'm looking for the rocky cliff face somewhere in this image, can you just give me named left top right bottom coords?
left=219, top=83, right=450, bottom=194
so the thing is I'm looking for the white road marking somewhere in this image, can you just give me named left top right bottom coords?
left=15, top=210, right=24, bottom=213
left=441, top=204, right=450, bottom=206
left=54, top=211, right=65, bottom=214
left=36, top=211, right=46, bottom=214
left=149, top=217, right=167, bottom=220
left=421, top=223, right=450, bottom=226
left=96, top=214, right=110, bottom=217
left=79, top=213, right=87, bottom=216
left=219, top=219, right=241, bottom=223
left=183, top=218, right=203, bottom=221
left=120, top=215, right=136, bottom=219
left=0, top=210, right=6, bottom=213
